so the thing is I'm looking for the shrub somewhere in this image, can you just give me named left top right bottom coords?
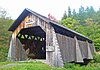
left=93, top=53, right=100, bottom=63
left=64, top=62, right=80, bottom=69
left=0, top=46, right=8, bottom=62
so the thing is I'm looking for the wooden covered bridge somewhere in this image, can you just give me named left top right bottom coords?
left=8, top=8, right=95, bottom=67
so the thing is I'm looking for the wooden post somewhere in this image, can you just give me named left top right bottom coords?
left=86, top=41, right=93, bottom=59
left=74, top=36, right=83, bottom=62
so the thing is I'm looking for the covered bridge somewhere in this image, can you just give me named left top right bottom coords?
left=8, top=8, right=95, bottom=67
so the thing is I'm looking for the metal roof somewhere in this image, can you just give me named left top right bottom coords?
left=8, top=8, right=93, bottom=43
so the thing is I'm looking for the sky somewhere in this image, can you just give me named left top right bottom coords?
left=0, top=0, right=100, bottom=20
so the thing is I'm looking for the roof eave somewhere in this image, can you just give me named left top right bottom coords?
left=49, top=22, right=93, bottom=43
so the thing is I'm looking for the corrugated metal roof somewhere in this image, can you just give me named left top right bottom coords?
left=8, top=8, right=93, bottom=43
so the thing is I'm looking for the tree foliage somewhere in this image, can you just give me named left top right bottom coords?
left=0, top=8, right=7, bottom=18
left=68, top=6, right=72, bottom=17
left=61, top=6, right=100, bottom=51
left=60, top=17, right=79, bottom=30
left=62, top=11, right=67, bottom=20
left=0, top=8, right=13, bottom=61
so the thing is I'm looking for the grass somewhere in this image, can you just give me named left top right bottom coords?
left=0, top=61, right=66, bottom=70
left=1, top=53, right=100, bottom=70
left=0, top=61, right=100, bottom=70
left=64, top=62, right=100, bottom=70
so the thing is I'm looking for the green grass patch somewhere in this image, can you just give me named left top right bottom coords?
left=1, top=60, right=100, bottom=70
left=0, top=61, right=10, bottom=66
left=0, top=61, right=66, bottom=70
left=1, top=61, right=100, bottom=70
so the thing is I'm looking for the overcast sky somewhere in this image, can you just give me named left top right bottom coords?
left=0, top=0, right=99, bottom=20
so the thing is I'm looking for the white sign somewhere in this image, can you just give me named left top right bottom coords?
left=46, top=46, right=55, bottom=52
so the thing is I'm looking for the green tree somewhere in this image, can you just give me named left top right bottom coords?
left=68, top=6, right=71, bottom=17
left=60, top=17, right=79, bottom=30
left=85, top=18, right=94, bottom=26
left=72, top=9, right=78, bottom=19
left=94, top=10, right=100, bottom=24
left=0, top=8, right=7, bottom=18
left=86, top=6, right=95, bottom=18
left=62, top=11, right=67, bottom=20
left=0, top=8, right=13, bottom=61
left=78, top=6, right=86, bottom=24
